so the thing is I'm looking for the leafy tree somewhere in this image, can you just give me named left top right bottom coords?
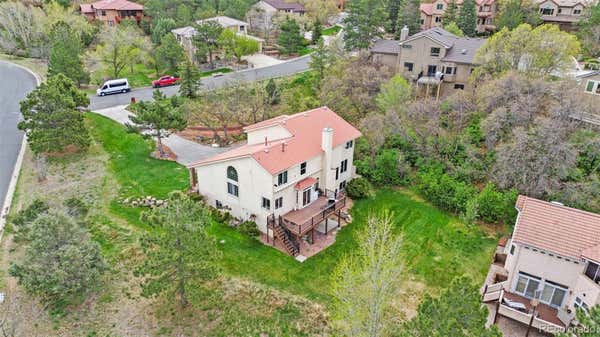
left=475, top=24, right=581, bottom=78
left=42, top=1, right=97, bottom=46
left=557, top=305, right=600, bottom=337
left=194, top=21, right=224, bottom=69
left=312, top=20, right=322, bottom=44
left=443, top=21, right=464, bottom=36
left=442, top=0, right=459, bottom=23
left=578, top=1, right=600, bottom=57
left=155, top=33, right=186, bottom=75
left=457, top=0, right=477, bottom=36
left=9, top=213, right=106, bottom=309
left=0, top=1, right=45, bottom=56
left=130, top=90, right=187, bottom=157
left=376, top=74, right=412, bottom=112
left=151, top=17, right=177, bottom=44
left=47, top=21, right=88, bottom=86
left=278, top=17, right=304, bottom=55
left=397, top=0, right=421, bottom=36
left=309, top=38, right=332, bottom=88
left=218, top=29, right=259, bottom=61
left=18, top=74, right=90, bottom=155
left=332, top=211, right=404, bottom=337
left=179, top=58, right=201, bottom=98
left=398, top=276, right=502, bottom=337
left=92, top=25, right=148, bottom=78
left=343, top=0, right=386, bottom=50
left=135, top=191, right=221, bottom=308
left=495, top=0, right=541, bottom=30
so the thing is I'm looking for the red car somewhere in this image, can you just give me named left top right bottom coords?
left=152, top=75, right=180, bottom=88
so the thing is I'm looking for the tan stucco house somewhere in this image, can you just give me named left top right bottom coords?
left=246, top=0, right=305, bottom=33
left=187, top=107, right=361, bottom=258
left=79, top=0, right=143, bottom=25
left=482, top=196, right=600, bottom=334
left=420, top=0, right=497, bottom=33
left=370, top=27, right=485, bottom=95
left=536, top=0, right=590, bottom=30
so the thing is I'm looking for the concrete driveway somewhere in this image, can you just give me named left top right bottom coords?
left=242, top=54, right=284, bottom=68
left=0, top=61, right=37, bottom=228
left=88, top=54, right=312, bottom=110
left=93, top=105, right=233, bottom=166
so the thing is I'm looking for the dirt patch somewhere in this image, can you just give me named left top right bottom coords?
left=152, top=143, right=177, bottom=161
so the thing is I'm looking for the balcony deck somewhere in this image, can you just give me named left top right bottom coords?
left=280, top=195, right=346, bottom=236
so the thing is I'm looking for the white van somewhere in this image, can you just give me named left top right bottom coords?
left=97, top=79, right=131, bottom=96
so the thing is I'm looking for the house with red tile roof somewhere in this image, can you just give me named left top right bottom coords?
left=420, top=0, right=497, bottom=33
left=187, top=107, right=361, bottom=257
left=79, top=0, right=144, bottom=25
left=482, top=195, right=600, bottom=334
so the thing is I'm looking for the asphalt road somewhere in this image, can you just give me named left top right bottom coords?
left=0, top=62, right=37, bottom=216
left=88, top=55, right=312, bottom=110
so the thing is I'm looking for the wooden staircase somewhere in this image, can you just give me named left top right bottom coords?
left=271, top=216, right=299, bottom=256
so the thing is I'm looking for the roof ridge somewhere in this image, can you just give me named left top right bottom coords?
left=524, top=196, right=600, bottom=219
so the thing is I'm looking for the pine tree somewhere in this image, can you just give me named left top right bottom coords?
left=155, top=33, right=186, bottom=75
left=265, top=78, right=280, bottom=105
left=178, top=58, right=201, bottom=98
left=397, top=0, right=421, bottom=36
left=343, top=0, right=386, bottom=50
left=47, top=21, right=88, bottom=86
left=457, top=0, right=477, bottom=36
left=386, top=0, right=403, bottom=33
left=442, top=0, right=458, bottom=23
left=278, top=17, right=304, bottom=54
left=309, top=38, right=332, bottom=88
left=129, top=90, right=187, bottom=157
left=312, top=20, right=323, bottom=44
left=135, top=191, right=221, bottom=308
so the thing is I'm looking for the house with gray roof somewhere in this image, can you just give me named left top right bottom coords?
left=370, top=27, right=485, bottom=95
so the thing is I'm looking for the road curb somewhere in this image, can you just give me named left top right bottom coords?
left=0, top=60, right=41, bottom=242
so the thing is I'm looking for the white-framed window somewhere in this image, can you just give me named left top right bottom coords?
left=340, top=159, right=348, bottom=173
left=515, top=272, right=542, bottom=298
left=227, top=182, right=239, bottom=196
left=277, top=171, right=288, bottom=186
left=515, top=272, right=568, bottom=308
left=540, top=7, right=554, bottom=15
left=575, top=297, right=590, bottom=314
left=345, top=140, right=353, bottom=149
left=540, top=281, right=567, bottom=307
left=227, top=166, right=239, bottom=197
left=574, top=8, right=582, bottom=14
left=430, top=47, right=441, bottom=56
left=435, top=16, right=442, bottom=23
left=585, top=80, right=600, bottom=95
left=300, top=162, right=307, bottom=175
left=436, top=3, right=443, bottom=10
left=261, top=197, right=271, bottom=210
left=275, top=197, right=283, bottom=209
left=302, top=188, right=312, bottom=206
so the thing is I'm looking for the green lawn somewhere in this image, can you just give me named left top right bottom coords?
left=87, top=113, right=500, bottom=305
left=322, top=25, right=342, bottom=36
left=90, top=63, right=157, bottom=89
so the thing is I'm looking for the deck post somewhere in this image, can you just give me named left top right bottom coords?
left=311, top=229, right=314, bottom=244
left=481, top=284, right=488, bottom=301
left=493, top=300, right=499, bottom=324
left=337, top=210, right=342, bottom=228
left=325, top=218, right=328, bottom=234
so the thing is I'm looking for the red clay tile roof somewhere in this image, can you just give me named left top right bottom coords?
left=295, top=177, right=317, bottom=190
left=90, top=0, right=143, bottom=11
left=420, top=3, right=434, bottom=15
left=512, top=195, right=600, bottom=261
left=80, top=3, right=94, bottom=13
left=188, top=107, right=362, bottom=174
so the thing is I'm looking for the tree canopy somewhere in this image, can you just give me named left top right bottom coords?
left=578, top=1, right=600, bottom=57
left=343, top=0, right=386, bottom=50
left=457, top=0, right=477, bottom=36
left=48, top=21, right=88, bottom=86
left=277, top=17, right=304, bottom=55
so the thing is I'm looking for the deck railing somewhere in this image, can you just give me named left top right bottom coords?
left=281, top=196, right=346, bottom=236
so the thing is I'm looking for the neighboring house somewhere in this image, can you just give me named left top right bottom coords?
left=79, top=0, right=143, bottom=25
left=420, top=0, right=497, bottom=33
left=580, top=70, right=600, bottom=96
left=536, top=0, right=589, bottom=30
left=247, top=0, right=305, bottom=33
left=187, top=107, right=361, bottom=257
left=482, top=196, right=600, bottom=334
left=370, top=27, right=485, bottom=95
left=172, top=16, right=264, bottom=62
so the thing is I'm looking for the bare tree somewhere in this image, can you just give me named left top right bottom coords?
left=332, top=211, right=404, bottom=337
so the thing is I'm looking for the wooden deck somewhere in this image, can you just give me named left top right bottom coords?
left=280, top=195, right=346, bottom=236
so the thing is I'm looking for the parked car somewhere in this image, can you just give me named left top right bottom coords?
left=97, top=79, right=130, bottom=96
left=152, top=75, right=180, bottom=88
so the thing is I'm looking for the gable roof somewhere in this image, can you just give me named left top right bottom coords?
left=188, top=107, right=362, bottom=174
left=405, top=27, right=458, bottom=48
left=88, top=0, right=143, bottom=10
left=512, top=195, right=600, bottom=261
left=197, top=15, right=248, bottom=28
left=262, top=0, right=305, bottom=11
left=370, top=39, right=401, bottom=55
left=441, top=36, right=485, bottom=64
left=171, top=26, right=197, bottom=37
left=420, top=3, right=434, bottom=15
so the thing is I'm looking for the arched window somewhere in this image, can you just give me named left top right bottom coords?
left=227, top=166, right=238, bottom=181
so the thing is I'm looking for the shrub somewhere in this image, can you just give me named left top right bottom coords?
left=237, top=221, right=260, bottom=238
left=358, top=149, right=410, bottom=186
left=474, top=184, right=517, bottom=224
left=416, top=166, right=476, bottom=214
left=64, top=197, right=89, bottom=219
left=10, top=199, right=49, bottom=239
left=345, top=178, right=373, bottom=199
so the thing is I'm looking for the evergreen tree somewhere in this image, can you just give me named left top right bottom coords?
left=135, top=191, right=221, bottom=308
left=386, top=0, right=403, bottom=33
left=179, top=58, right=201, bottom=98
left=265, top=78, right=280, bottom=105
left=309, top=38, right=332, bottom=88
left=442, top=0, right=458, bottom=23
left=9, top=213, right=106, bottom=309
left=151, top=17, right=177, bottom=44
left=47, top=21, right=88, bottom=86
left=457, top=0, right=477, bottom=36
left=398, top=277, right=502, bottom=337
left=312, top=20, right=323, bottom=44
left=278, top=17, right=304, bottom=54
left=18, top=74, right=90, bottom=154
left=397, top=0, right=421, bottom=36
left=155, top=33, right=186, bottom=75
left=496, top=0, right=541, bottom=30
left=343, top=0, right=386, bottom=50
left=193, top=21, right=224, bottom=69
left=130, top=90, right=187, bottom=158
left=578, top=1, right=600, bottom=57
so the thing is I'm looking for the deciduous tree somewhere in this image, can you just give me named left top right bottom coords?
left=578, top=1, right=600, bottom=57
left=92, top=25, right=148, bottom=78
left=135, top=191, right=221, bottom=308
left=193, top=21, right=224, bottom=69
left=151, top=17, right=177, bottom=44
left=376, top=74, right=412, bottom=112
left=0, top=1, right=45, bottom=56
left=155, top=33, right=186, bottom=75
left=495, top=0, right=541, bottom=30
left=332, top=211, right=404, bottom=337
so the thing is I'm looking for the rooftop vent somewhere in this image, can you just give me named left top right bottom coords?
left=461, top=49, right=467, bottom=54
left=550, top=201, right=564, bottom=206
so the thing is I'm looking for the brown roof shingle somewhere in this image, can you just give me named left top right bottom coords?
left=512, top=195, right=600, bottom=261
